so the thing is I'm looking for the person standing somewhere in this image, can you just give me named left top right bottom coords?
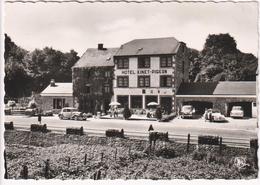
left=38, top=113, right=42, bottom=124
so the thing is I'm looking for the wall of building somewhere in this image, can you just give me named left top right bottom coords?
left=113, top=55, right=175, bottom=111
left=176, top=96, right=256, bottom=117
left=72, top=66, right=114, bottom=114
left=40, top=96, right=74, bottom=113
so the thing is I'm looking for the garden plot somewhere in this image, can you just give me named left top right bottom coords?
left=4, top=130, right=258, bottom=180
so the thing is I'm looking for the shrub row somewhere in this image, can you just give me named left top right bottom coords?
left=66, top=127, right=84, bottom=135
left=30, top=124, right=48, bottom=133
left=4, top=122, right=14, bottom=130
left=250, top=139, right=258, bottom=149
left=149, top=131, right=169, bottom=142
left=105, top=129, right=124, bottom=138
left=198, top=135, right=220, bottom=145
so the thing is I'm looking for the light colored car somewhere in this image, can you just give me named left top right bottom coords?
left=205, top=109, right=226, bottom=122
left=181, top=105, right=195, bottom=119
left=230, top=106, right=244, bottom=118
left=58, top=107, right=87, bottom=121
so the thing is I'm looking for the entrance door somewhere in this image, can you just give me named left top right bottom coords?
left=131, top=96, right=142, bottom=109
left=117, top=96, right=129, bottom=108
left=160, top=97, right=172, bottom=114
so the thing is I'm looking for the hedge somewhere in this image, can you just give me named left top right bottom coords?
left=105, top=129, right=124, bottom=138
left=66, top=127, right=84, bottom=135
left=149, top=132, right=169, bottom=142
left=198, top=135, right=220, bottom=145
left=30, top=124, right=48, bottom=133
left=4, top=122, right=14, bottom=130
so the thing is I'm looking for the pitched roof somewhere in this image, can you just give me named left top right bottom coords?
left=177, top=81, right=256, bottom=95
left=213, top=81, right=256, bottom=95
left=177, top=82, right=218, bottom=95
left=41, top=83, right=72, bottom=96
left=115, top=37, right=180, bottom=56
left=73, top=48, right=119, bottom=68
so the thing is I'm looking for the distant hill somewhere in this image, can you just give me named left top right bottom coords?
left=188, top=33, right=258, bottom=82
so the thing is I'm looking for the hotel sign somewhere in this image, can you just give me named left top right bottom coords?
left=121, top=69, right=168, bottom=75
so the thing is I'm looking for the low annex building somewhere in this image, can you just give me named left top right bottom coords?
left=176, top=81, right=257, bottom=117
left=40, top=79, right=73, bottom=112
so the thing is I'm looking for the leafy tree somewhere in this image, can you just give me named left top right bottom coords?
left=123, top=105, right=132, bottom=119
left=188, top=33, right=257, bottom=82
left=155, top=106, right=162, bottom=120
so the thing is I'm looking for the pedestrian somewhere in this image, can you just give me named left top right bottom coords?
left=38, top=113, right=42, bottom=124
left=114, top=106, right=118, bottom=118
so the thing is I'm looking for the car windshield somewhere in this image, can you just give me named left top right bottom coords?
left=232, top=106, right=242, bottom=110
left=182, top=106, right=193, bottom=112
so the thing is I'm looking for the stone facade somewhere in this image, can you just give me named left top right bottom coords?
left=40, top=96, right=74, bottom=113
left=72, top=66, right=114, bottom=114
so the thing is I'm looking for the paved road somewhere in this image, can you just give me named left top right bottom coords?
left=4, top=115, right=258, bottom=140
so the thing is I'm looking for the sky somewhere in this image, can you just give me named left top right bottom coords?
left=4, top=2, right=259, bottom=57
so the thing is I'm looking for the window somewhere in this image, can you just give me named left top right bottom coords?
left=116, top=57, right=129, bottom=69
left=105, top=71, right=111, bottom=78
left=86, top=84, right=91, bottom=94
left=160, top=76, right=172, bottom=87
left=138, top=76, right=150, bottom=87
left=160, top=56, right=172, bottom=67
left=53, top=98, right=65, bottom=109
left=138, top=56, right=150, bottom=68
left=104, top=84, right=110, bottom=93
left=117, top=76, right=129, bottom=87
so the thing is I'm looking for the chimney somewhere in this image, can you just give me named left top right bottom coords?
left=98, top=43, right=107, bottom=50
left=50, top=79, right=55, bottom=87
left=98, top=43, right=103, bottom=50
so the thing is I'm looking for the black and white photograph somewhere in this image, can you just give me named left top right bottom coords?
left=0, top=0, right=259, bottom=182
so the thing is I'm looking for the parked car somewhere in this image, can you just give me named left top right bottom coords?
left=25, top=108, right=37, bottom=116
left=58, top=107, right=87, bottom=121
left=4, top=107, right=12, bottom=115
left=42, top=110, right=53, bottom=116
left=204, top=109, right=226, bottom=122
left=181, top=105, right=195, bottom=119
left=230, top=106, right=244, bottom=118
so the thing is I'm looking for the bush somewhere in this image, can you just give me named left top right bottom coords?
left=5, top=121, right=14, bottom=130
left=155, top=107, right=162, bottom=120
left=123, top=105, right=132, bottom=119
left=198, top=135, right=220, bottom=145
left=192, top=150, right=207, bottom=161
left=149, top=132, right=169, bottom=142
left=31, top=124, right=48, bottom=133
left=155, top=147, right=175, bottom=158
left=66, top=126, right=83, bottom=135
left=105, top=129, right=124, bottom=138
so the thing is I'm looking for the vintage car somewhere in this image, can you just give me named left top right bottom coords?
left=58, top=107, right=87, bottom=121
left=230, top=106, right=244, bottom=118
left=204, top=109, right=226, bottom=122
left=181, top=105, right=195, bottom=119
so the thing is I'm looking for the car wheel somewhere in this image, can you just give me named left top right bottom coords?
left=59, top=115, right=63, bottom=120
left=74, top=116, right=79, bottom=121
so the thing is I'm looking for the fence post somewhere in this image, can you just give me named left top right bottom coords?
left=187, top=133, right=190, bottom=153
left=67, top=157, right=71, bottom=168
left=44, top=159, right=50, bottom=179
left=100, top=152, right=103, bottom=162
left=219, top=137, right=222, bottom=155
left=84, top=154, right=87, bottom=165
left=114, top=148, right=117, bottom=161
left=21, top=165, right=28, bottom=179
left=97, top=170, right=101, bottom=180
left=4, top=150, right=8, bottom=179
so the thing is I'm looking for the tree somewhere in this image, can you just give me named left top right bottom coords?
left=155, top=106, right=162, bottom=121
left=123, top=105, right=132, bottom=120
